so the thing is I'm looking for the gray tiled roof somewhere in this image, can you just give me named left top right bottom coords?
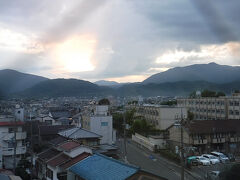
left=58, top=127, right=102, bottom=139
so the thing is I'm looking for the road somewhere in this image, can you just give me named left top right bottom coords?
left=117, top=138, right=198, bottom=180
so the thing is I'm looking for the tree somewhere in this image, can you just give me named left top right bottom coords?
left=160, top=100, right=177, bottom=106
left=15, top=158, right=31, bottom=180
left=187, top=111, right=194, bottom=121
left=216, top=91, right=225, bottom=97
left=201, top=90, right=225, bottom=97
left=98, top=98, right=110, bottom=105
left=201, top=89, right=216, bottom=97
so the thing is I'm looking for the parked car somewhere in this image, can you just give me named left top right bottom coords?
left=210, top=152, right=229, bottom=163
left=202, top=154, right=220, bottom=164
left=226, top=153, right=235, bottom=162
left=187, top=156, right=199, bottom=167
left=196, top=156, right=211, bottom=166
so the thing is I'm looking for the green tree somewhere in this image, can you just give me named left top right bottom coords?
left=98, top=98, right=110, bottom=105
left=160, top=100, right=177, bottom=106
left=187, top=111, right=194, bottom=121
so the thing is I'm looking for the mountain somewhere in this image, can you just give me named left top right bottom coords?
left=0, top=69, right=48, bottom=95
left=94, top=80, right=120, bottom=86
left=117, top=80, right=240, bottom=97
left=143, top=63, right=240, bottom=84
left=17, top=78, right=113, bottom=98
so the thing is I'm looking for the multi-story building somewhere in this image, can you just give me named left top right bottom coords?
left=167, top=119, right=240, bottom=154
left=177, top=94, right=240, bottom=120
left=82, top=105, right=116, bottom=145
left=129, top=104, right=187, bottom=130
left=0, top=117, right=27, bottom=169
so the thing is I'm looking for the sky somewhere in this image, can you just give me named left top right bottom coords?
left=0, top=0, right=240, bottom=83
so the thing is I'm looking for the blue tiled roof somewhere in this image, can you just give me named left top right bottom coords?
left=69, top=154, right=139, bottom=180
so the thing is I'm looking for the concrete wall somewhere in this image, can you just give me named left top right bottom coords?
left=158, top=108, right=187, bottom=130
left=90, top=116, right=113, bottom=144
left=132, top=133, right=156, bottom=152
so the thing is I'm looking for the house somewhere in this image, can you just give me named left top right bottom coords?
left=0, top=121, right=27, bottom=169
left=49, top=109, right=71, bottom=120
left=68, top=154, right=166, bottom=180
left=167, top=119, right=240, bottom=154
left=58, top=127, right=102, bottom=147
left=36, top=141, right=92, bottom=180
left=82, top=105, right=116, bottom=145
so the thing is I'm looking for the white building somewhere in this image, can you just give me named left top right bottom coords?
left=14, top=105, right=24, bottom=121
left=0, top=120, right=27, bottom=169
left=131, top=104, right=187, bottom=130
left=177, top=93, right=240, bottom=120
left=82, top=105, right=116, bottom=145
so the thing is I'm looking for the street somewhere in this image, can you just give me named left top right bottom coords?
left=117, top=138, right=198, bottom=180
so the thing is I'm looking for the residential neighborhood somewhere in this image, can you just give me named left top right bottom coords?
left=1, top=0, right=240, bottom=179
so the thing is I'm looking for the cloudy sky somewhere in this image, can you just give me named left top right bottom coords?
left=0, top=0, right=240, bottom=82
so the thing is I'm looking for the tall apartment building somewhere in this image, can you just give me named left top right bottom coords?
left=82, top=105, right=116, bottom=145
left=0, top=116, right=27, bottom=169
left=130, top=104, right=187, bottom=130
left=177, top=94, right=240, bottom=120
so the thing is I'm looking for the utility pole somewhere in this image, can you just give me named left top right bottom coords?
left=13, top=118, right=17, bottom=174
left=180, top=108, right=184, bottom=180
left=123, top=101, right=128, bottom=163
left=30, top=111, right=34, bottom=180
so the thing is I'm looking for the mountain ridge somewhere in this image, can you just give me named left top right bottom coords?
left=143, top=62, right=240, bottom=84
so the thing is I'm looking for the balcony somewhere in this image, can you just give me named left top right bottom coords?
left=212, top=138, right=226, bottom=143
left=230, top=137, right=240, bottom=142
left=2, top=146, right=27, bottom=156
left=193, top=139, right=207, bottom=145
left=3, top=132, right=27, bottom=141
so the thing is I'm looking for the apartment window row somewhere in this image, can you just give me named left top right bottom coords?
left=191, top=108, right=225, bottom=114
left=186, top=100, right=225, bottom=106
left=229, top=101, right=240, bottom=106
left=137, top=108, right=159, bottom=116
left=229, top=110, right=240, bottom=115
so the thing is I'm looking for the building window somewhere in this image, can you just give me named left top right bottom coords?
left=8, top=127, right=17, bottom=133
left=101, top=122, right=108, bottom=126
left=46, top=168, right=53, bottom=180
left=235, top=110, right=239, bottom=115
left=45, top=120, right=52, bottom=125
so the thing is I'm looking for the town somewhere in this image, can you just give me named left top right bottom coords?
left=1, top=0, right=240, bottom=179
left=0, top=89, right=239, bottom=179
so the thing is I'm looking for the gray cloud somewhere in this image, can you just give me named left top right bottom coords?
left=0, top=0, right=240, bottom=81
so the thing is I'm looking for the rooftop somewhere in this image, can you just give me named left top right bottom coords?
left=59, top=141, right=81, bottom=151
left=60, top=152, right=90, bottom=169
left=38, top=148, right=61, bottom=162
left=58, top=127, right=102, bottom=139
left=187, top=119, right=240, bottom=134
left=39, top=125, right=74, bottom=136
left=48, top=153, right=70, bottom=168
left=49, top=136, right=67, bottom=146
left=0, top=121, right=24, bottom=126
left=69, top=154, right=139, bottom=180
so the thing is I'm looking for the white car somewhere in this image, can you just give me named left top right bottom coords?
left=196, top=156, right=211, bottom=166
left=211, top=152, right=229, bottom=163
left=202, top=154, right=220, bottom=164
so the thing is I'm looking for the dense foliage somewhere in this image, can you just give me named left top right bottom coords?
left=98, top=98, right=110, bottom=105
